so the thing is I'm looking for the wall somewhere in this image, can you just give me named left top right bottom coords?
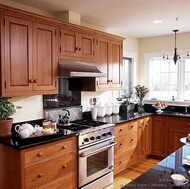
left=139, top=32, right=190, bottom=84
left=0, top=0, right=140, bottom=121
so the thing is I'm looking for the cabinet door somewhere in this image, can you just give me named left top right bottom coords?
left=110, top=40, right=122, bottom=89
left=33, top=23, right=58, bottom=93
left=60, top=29, right=78, bottom=58
left=4, top=16, right=33, bottom=94
left=79, top=33, right=95, bottom=60
left=152, top=116, right=166, bottom=157
left=96, top=38, right=123, bottom=91
left=168, top=127, right=188, bottom=154
left=96, top=37, right=110, bottom=90
left=60, top=29, right=95, bottom=61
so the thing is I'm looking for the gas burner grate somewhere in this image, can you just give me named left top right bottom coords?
left=72, top=119, right=107, bottom=127
left=64, top=124, right=91, bottom=132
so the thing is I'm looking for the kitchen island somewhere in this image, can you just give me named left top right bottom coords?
left=122, top=141, right=190, bottom=189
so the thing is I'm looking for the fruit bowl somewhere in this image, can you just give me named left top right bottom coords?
left=152, top=105, right=166, bottom=113
left=152, top=101, right=167, bottom=113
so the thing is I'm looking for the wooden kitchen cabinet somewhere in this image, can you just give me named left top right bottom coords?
left=138, top=116, right=152, bottom=158
left=167, top=117, right=190, bottom=154
left=59, top=26, right=95, bottom=61
left=114, top=120, right=139, bottom=175
left=1, top=13, right=58, bottom=96
left=152, top=115, right=167, bottom=157
left=96, top=35, right=123, bottom=91
left=0, top=137, right=77, bottom=189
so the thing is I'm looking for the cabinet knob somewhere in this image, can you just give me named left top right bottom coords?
left=37, top=173, right=43, bottom=178
left=78, top=47, right=81, bottom=51
left=119, top=143, right=122, bottom=146
left=76, top=47, right=79, bottom=50
left=29, top=79, right=34, bottom=83
left=37, top=152, right=43, bottom=157
left=34, top=79, right=37, bottom=83
left=119, top=128, right=123, bottom=132
left=130, top=125, right=134, bottom=129
left=62, top=164, right=67, bottom=169
left=62, top=145, right=67, bottom=149
left=119, top=161, right=122, bottom=164
left=130, top=139, right=134, bottom=143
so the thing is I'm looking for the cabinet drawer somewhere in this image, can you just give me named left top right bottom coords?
left=115, top=132, right=137, bottom=155
left=25, top=153, right=76, bottom=189
left=36, top=172, right=76, bottom=189
left=114, top=147, right=138, bottom=175
left=115, top=121, right=137, bottom=136
left=24, top=137, right=76, bottom=167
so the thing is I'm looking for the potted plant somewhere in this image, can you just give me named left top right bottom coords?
left=0, top=97, right=22, bottom=138
left=120, top=93, right=135, bottom=112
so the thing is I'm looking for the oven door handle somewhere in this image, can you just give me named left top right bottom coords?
left=79, top=141, right=117, bottom=157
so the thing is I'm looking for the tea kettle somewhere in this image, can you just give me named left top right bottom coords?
left=58, top=109, right=70, bottom=126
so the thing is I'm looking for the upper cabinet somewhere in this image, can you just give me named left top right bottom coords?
left=0, top=5, right=125, bottom=96
left=1, top=12, right=59, bottom=96
left=59, top=26, right=96, bottom=61
left=96, top=34, right=124, bottom=91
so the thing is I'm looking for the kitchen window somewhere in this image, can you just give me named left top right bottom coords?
left=123, top=57, right=133, bottom=95
left=147, top=56, right=190, bottom=101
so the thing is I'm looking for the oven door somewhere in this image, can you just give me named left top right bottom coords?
left=79, top=139, right=117, bottom=188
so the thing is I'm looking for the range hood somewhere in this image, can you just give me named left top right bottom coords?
left=58, top=60, right=106, bottom=77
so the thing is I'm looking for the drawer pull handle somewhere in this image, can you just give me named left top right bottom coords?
left=62, top=164, right=67, bottom=169
left=37, top=173, right=43, bottom=178
left=37, top=152, right=43, bottom=157
left=62, top=145, right=67, bottom=149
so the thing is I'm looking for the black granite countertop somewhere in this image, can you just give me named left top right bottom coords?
left=122, top=141, right=190, bottom=189
left=0, top=129, right=78, bottom=149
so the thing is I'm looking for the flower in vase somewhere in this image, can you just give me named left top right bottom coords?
left=134, top=85, right=149, bottom=100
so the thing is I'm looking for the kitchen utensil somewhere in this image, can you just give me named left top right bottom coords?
left=89, top=97, right=99, bottom=107
left=15, top=123, right=34, bottom=136
left=43, top=128, right=54, bottom=135
left=17, top=128, right=30, bottom=138
left=171, top=174, right=188, bottom=187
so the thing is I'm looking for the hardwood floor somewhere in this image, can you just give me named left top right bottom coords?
left=105, top=156, right=161, bottom=189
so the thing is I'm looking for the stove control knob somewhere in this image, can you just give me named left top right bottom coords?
left=107, top=132, right=112, bottom=136
left=96, top=135, right=101, bottom=139
left=90, top=136, right=95, bottom=140
left=84, top=138, right=89, bottom=142
left=102, top=133, right=107, bottom=137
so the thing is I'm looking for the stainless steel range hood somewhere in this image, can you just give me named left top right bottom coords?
left=58, top=60, right=106, bottom=77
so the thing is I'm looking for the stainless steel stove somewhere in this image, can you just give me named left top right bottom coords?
left=44, top=107, right=116, bottom=189
left=68, top=119, right=115, bottom=149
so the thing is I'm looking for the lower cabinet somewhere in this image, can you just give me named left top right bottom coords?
left=138, top=116, right=152, bottom=158
left=0, top=136, right=77, bottom=189
left=151, top=115, right=167, bottom=157
left=167, top=117, right=190, bottom=154
left=114, top=119, right=140, bottom=175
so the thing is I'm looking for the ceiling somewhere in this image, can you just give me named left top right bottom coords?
left=10, top=0, right=190, bottom=38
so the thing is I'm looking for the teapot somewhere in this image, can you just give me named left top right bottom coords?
left=16, top=128, right=30, bottom=139
left=15, top=123, right=34, bottom=136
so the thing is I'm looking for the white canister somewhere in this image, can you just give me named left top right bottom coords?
left=91, top=107, right=97, bottom=120
left=112, top=104, right=120, bottom=114
left=97, top=104, right=105, bottom=117
left=105, top=105, right=112, bottom=116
